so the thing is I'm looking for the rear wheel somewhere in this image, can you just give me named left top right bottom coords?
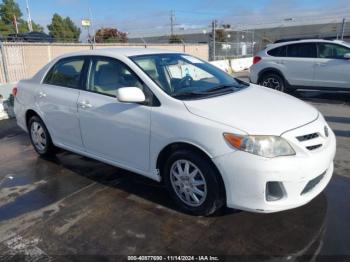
left=260, top=72, right=286, bottom=92
left=163, top=149, right=225, bottom=216
left=28, top=116, right=57, bottom=157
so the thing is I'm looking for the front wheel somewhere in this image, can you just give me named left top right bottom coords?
left=163, top=150, right=225, bottom=216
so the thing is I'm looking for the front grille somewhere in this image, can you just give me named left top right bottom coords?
left=296, top=133, right=319, bottom=142
left=296, top=132, right=323, bottom=151
left=306, top=144, right=322, bottom=151
left=301, top=171, right=326, bottom=195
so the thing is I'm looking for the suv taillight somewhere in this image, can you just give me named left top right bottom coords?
left=253, top=56, right=262, bottom=65
left=12, top=87, right=18, bottom=97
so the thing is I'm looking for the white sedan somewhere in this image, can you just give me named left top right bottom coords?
left=13, top=48, right=336, bottom=215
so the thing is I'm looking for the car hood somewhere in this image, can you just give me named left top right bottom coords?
left=183, top=85, right=319, bottom=136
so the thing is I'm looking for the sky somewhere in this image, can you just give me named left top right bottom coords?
left=16, top=0, right=350, bottom=38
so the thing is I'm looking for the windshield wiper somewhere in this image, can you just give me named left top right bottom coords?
left=205, top=84, right=238, bottom=93
left=172, top=84, right=243, bottom=99
left=172, top=91, right=209, bottom=98
left=172, top=88, right=235, bottom=100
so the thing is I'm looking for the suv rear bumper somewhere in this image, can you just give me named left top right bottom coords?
left=248, top=65, right=259, bottom=84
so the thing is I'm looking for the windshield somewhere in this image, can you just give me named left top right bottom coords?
left=130, top=53, right=248, bottom=100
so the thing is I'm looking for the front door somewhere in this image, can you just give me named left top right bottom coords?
left=77, top=56, right=151, bottom=172
left=314, top=43, right=350, bottom=89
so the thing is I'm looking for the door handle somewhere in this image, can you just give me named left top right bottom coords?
left=38, top=91, right=47, bottom=98
left=78, top=100, right=92, bottom=109
left=316, top=62, right=326, bottom=66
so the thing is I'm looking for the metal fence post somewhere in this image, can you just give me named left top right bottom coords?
left=181, top=39, right=186, bottom=53
left=0, top=42, right=9, bottom=83
left=212, top=20, right=217, bottom=61
left=48, top=44, right=52, bottom=62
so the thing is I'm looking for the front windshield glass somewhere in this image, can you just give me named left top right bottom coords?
left=130, top=53, right=248, bottom=99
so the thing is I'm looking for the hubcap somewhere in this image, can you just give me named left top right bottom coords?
left=170, top=160, right=207, bottom=207
left=30, top=122, right=47, bottom=152
left=262, top=77, right=282, bottom=91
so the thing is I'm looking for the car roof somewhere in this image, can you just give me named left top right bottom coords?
left=58, top=48, right=183, bottom=59
left=266, top=39, right=349, bottom=49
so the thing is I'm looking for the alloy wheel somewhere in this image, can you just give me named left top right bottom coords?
left=30, top=121, right=47, bottom=152
left=170, top=159, right=207, bottom=207
left=262, top=77, right=282, bottom=91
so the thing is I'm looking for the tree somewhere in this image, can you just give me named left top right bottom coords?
left=47, top=13, right=81, bottom=42
left=64, top=17, right=80, bottom=41
left=0, top=0, right=43, bottom=34
left=0, top=0, right=21, bottom=25
left=94, top=27, right=128, bottom=43
left=215, top=29, right=226, bottom=42
left=169, top=34, right=182, bottom=44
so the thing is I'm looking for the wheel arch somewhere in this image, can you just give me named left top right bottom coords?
left=156, top=142, right=227, bottom=200
left=257, top=67, right=286, bottom=84
left=25, top=109, right=42, bottom=129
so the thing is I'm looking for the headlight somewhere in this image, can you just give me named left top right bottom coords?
left=223, top=133, right=295, bottom=158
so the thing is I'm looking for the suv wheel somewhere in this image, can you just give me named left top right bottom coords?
left=260, top=72, right=286, bottom=92
left=28, top=116, right=57, bottom=157
left=163, top=149, right=225, bottom=216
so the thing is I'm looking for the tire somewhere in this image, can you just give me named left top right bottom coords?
left=28, top=116, right=57, bottom=157
left=163, top=149, right=225, bottom=216
left=260, top=72, right=286, bottom=92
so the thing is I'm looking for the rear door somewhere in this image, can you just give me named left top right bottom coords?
left=77, top=56, right=152, bottom=172
left=278, top=42, right=317, bottom=87
left=314, top=42, right=350, bottom=89
left=38, top=56, right=87, bottom=151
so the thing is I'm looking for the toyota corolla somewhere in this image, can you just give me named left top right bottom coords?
left=13, top=48, right=336, bottom=216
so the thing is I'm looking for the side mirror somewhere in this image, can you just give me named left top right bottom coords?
left=344, top=53, right=350, bottom=59
left=116, top=87, right=146, bottom=103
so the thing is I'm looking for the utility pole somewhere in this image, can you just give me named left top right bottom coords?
left=212, top=20, right=217, bottom=60
left=25, top=0, right=33, bottom=32
left=170, top=10, right=175, bottom=36
left=89, top=8, right=96, bottom=45
left=341, top=18, right=346, bottom=40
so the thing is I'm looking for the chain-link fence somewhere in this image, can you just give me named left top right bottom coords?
left=209, top=30, right=256, bottom=61
left=213, top=42, right=255, bottom=60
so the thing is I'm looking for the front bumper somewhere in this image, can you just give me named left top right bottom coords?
left=213, top=121, right=336, bottom=213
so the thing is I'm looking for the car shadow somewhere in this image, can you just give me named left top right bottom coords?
left=42, top=152, right=239, bottom=217
left=291, top=90, right=350, bottom=105
left=325, top=116, right=350, bottom=125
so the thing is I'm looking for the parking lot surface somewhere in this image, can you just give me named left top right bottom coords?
left=0, top=85, right=349, bottom=259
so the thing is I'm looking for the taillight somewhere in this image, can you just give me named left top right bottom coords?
left=12, top=87, right=18, bottom=97
left=253, top=56, right=262, bottom=65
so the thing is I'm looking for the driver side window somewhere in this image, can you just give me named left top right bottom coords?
left=318, top=43, right=350, bottom=59
left=87, top=57, right=143, bottom=97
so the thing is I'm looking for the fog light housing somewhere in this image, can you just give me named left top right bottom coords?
left=266, top=182, right=285, bottom=201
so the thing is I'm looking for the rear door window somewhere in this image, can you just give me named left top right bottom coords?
left=44, top=57, right=85, bottom=88
left=267, top=46, right=287, bottom=57
left=286, top=43, right=317, bottom=58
